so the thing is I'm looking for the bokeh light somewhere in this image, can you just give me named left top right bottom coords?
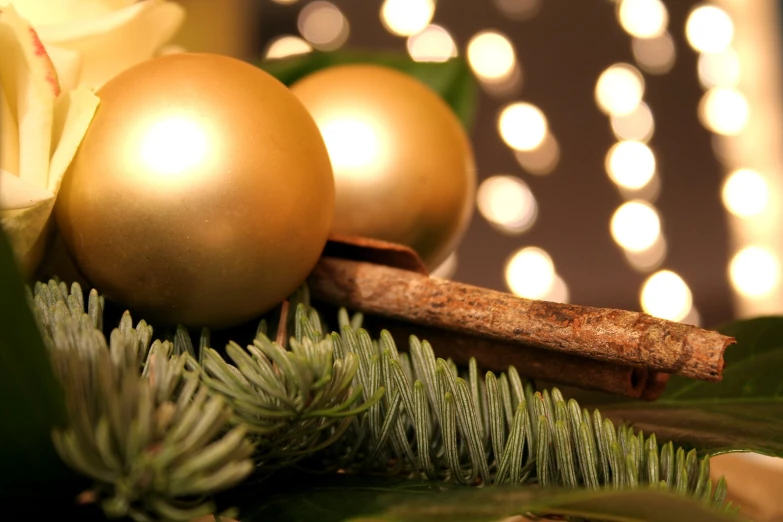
left=611, top=102, right=655, bottom=142
left=685, top=5, right=734, bottom=54
left=381, top=0, right=435, bottom=37
left=498, top=102, right=548, bottom=151
left=514, top=133, right=560, bottom=176
left=298, top=1, right=349, bottom=51
left=505, top=247, right=556, bottom=299
left=618, top=0, right=668, bottom=39
left=631, top=32, right=676, bottom=75
left=595, top=63, right=645, bottom=116
left=467, top=31, right=516, bottom=81
left=407, top=24, right=458, bottom=62
left=698, top=87, right=749, bottom=136
left=605, top=141, right=656, bottom=190
left=625, top=234, right=667, bottom=272
left=682, top=306, right=701, bottom=327
left=264, top=35, right=313, bottom=60
left=431, top=251, right=458, bottom=279
left=547, top=274, right=570, bottom=304
left=493, top=0, right=541, bottom=20
left=477, top=175, right=538, bottom=234
left=617, top=172, right=661, bottom=203
left=640, top=270, right=693, bottom=321
left=722, top=168, right=769, bottom=218
left=698, top=48, right=741, bottom=89
left=729, top=246, right=781, bottom=297
left=610, top=201, right=661, bottom=252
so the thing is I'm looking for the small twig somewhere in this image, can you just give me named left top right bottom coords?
left=276, top=300, right=290, bottom=347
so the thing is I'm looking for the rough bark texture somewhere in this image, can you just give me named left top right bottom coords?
left=309, top=257, right=735, bottom=381
left=362, top=315, right=650, bottom=398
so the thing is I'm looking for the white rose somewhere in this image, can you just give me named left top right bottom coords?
left=9, top=0, right=185, bottom=90
left=0, top=4, right=99, bottom=276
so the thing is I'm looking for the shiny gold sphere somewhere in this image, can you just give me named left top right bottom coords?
left=56, top=53, right=334, bottom=328
left=290, top=64, right=476, bottom=269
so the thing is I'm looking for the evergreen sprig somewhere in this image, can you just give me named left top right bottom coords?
left=194, top=307, right=385, bottom=470
left=322, top=314, right=729, bottom=507
left=31, top=280, right=254, bottom=521
left=30, top=279, right=733, bottom=521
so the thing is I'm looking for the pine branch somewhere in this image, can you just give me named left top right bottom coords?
left=29, top=279, right=733, bottom=521
left=31, top=280, right=254, bottom=521
left=291, top=307, right=732, bottom=513
left=195, top=305, right=385, bottom=470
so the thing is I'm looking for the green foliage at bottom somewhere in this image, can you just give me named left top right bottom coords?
left=25, top=279, right=738, bottom=522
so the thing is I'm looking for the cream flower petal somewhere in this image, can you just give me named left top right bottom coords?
left=0, top=81, right=20, bottom=176
left=35, top=0, right=185, bottom=88
left=48, top=86, right=100, bottom=193
left=45, top=44, right=83, bottom=93
left=0, top=4, right=59, bottom=189
left=9, top=0, right=135, bottom=28
left=0, top=169, right=53, bottom=209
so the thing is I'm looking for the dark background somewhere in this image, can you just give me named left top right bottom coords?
left=201, top=0, right=736, bottom=326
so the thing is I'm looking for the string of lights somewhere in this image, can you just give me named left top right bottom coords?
left=694, top=1, right=783, bottom=318
left=262, top=0, right=780, bottom=320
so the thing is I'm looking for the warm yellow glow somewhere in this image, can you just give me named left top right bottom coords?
left=431, top=251, right=458, bottom=279
left=498, top=102, right=548, bottom=151
left=272, top=0, right=299, bottom=4
left=477, top=175, right=537, bottom=234
left=698, top=48, right=740, bottom=89
left=606, top=141, right=656, bottom=190
left=681, top=306, right=701, bottom=327
left=494, top=0, right=541, bottom=20
left=467, top=31, right=516, bottom=81
left=547, top=274, right=570, bottom=304
left=595, top=64, right=645, bottom=116
left=140, top=117, right=208, bottom=177
left=610, top=201, right=661, bottom=252
left=722, top=168, right=768, bottom=218
left=264, top=35, right=313, bottom=60
left=319, top=118, right=381, bottom=173
left=514, top=132, right=560, bottom=176
left=298, top=1, right=349, bottom=51
left=729, top=246, right=781, bottom=297
left=625, top=234, right=666, bottom=272
left=407, top=24, right=457, bottom=62
left=618, top=171, right=661, bottom=202
left=686, top=5, right=734, bottom=53
left=611, top=102, right=655, bottom=142
left=640, top=270, right=693, bottom=321
left=699, top=87, right=749, bottom=136
left=505, top=247, right=556, bottom=299
left=618, top=0, right=668, bottom=39
left=381, top=0, right=435, bottom=37
left=631, top=33, right=676, bottom=75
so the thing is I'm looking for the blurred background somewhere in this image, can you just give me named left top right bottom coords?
left=169, top=0, right=783, bottom=329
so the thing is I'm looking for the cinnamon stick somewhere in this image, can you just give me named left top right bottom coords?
left=361, top=315, right=650, bottom=398
left=308, top=257, right=734, bottom=381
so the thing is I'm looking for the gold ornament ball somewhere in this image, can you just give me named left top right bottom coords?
left=289, top=64, right=476, bottom=269
left=56, top=53, right=334, bottom=328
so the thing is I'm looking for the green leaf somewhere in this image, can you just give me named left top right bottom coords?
left=0, top=226, right=70, bottom=493
left=601, top=317, right=783, bottom=457
left=257, top=51, right=478, bottom=130
left=227, top=473, right=737, bottom=522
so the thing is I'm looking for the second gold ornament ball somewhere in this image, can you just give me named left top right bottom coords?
left=290, top=64, right=477, bottom=270
left=56, top=53, right=334, bottom=329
